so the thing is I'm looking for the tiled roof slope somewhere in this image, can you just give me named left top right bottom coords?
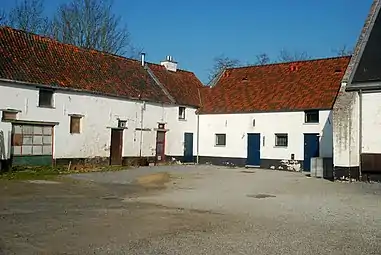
left=199, top=57, right=351, bottom=114
left=0, top=26, right=171, bottom=103
left=147, top=63, right=203, bottom=107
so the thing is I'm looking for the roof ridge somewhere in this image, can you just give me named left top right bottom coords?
left=228, top=56, right=352, bottom=71
left=0, top=26, right=140, bottom=64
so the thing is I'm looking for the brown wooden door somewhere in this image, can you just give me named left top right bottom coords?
left=110, top=129, right=123, bottom=165
left=156, top=131, right=166, bottom=162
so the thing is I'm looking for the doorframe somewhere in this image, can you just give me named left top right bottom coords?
left=183, top=132, right=194, bottom=163
left=155, top=130, right=166, bottom=163
left=246, top=133, right=261, bottom=168
left=303, top=133, right=320, bottom=171
left=109, top=128, right=124, bottom=165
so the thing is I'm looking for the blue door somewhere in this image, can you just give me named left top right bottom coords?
left=183, top=133, right=194, bottom=163
left=247, top=133, right=261, bottom=166
left=304, top=134, right=320, bottom=171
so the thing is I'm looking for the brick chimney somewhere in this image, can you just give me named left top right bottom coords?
left=160, top=55, right=177, bottom=72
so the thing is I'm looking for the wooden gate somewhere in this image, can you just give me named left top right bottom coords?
left=11, top=124, right=53, bottom=166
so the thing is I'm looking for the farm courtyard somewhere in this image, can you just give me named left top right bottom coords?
left=1, top=165, right=381, bottom=254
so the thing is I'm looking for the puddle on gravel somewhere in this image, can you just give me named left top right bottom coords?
left=247, top=194, right=276, bottom=199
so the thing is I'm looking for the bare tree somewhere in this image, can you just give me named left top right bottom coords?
left=50, top=0, right=131, bottom=55
left=0, top=10, right=7, bottom=26
left=6, top=0, right=49, bottom=34
left=332, top=45, right=353, bottom=56
left=255, top=53, right=270, bottom=65
left=207, top=55, right=241, bottom=85
left=277, top=49, right=311, bottom=63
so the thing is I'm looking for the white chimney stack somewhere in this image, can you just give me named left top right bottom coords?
left=160, top=55, right=177, bottom=72
left=141, top=52, right=146, bottom=67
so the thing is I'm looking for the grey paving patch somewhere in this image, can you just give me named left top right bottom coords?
left=246, top=194, right=276, bottom=199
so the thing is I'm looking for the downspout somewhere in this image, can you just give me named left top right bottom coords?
left=139, top=101, right=145, bottom=159
left=196, top=88, right=203, bottom=164
left=358, top=89, right=363, bottom=180
left=196, top=111, right=200, bottom=164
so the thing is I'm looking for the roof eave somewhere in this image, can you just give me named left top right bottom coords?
left=0, top=78, right=172, bottom=105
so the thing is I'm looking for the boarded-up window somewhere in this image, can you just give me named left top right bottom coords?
left=12, top=125, right=53, bottom=156
left=2, top=111, right=17, bottom=121
left=70, top=116, right=81, bottom=134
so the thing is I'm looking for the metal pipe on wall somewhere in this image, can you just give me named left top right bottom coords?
left=358, top=89, right=363, bottom=180
left=196, top=112, right=200, bottom=164
left=139, top=101, right=145, bottom=159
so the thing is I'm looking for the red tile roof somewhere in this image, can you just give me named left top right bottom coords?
left=148, top=63, right=203, bottom=106
left=199, top=57, right=351, bottom=114
left=0, top=27, right=201, bottom=105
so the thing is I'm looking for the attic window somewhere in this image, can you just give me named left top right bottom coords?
left=242, top=77, right=248, bottom=82
left=334, top=68, right=343, bottom=73
left=178, top=107, right=186, bottom=120
left=38, top=89, right=54, bottom=108
left=305, top=110, right=319, bottom=123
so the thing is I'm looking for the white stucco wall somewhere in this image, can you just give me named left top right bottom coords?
left=333, top=84, right=360, bottom=167
left=199, top=110, right=332, bottom=161
left=0, top=81, right=198, bottom=161
left=362, top=92, right=381, bottom=153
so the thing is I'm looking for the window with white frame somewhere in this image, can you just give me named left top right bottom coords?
left=215, top=134, right=226, bottom=146
left=275, top=133, right=288, bottom=147
left=178, top=107, right=186, bottom=120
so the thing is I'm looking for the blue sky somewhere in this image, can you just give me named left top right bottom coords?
left=2, top=0, right=374, bottom=83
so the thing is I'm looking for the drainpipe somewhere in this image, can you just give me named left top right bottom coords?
left=196, top=111, right=200, bottom=164
left=139, top=101, right=145, bottom=159
left=358, top=89, right=363, bottom=180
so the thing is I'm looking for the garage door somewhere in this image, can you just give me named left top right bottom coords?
left=12, top=124, right=53, bottom=166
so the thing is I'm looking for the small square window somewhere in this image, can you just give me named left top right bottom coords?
left=275, top=134, right=288, bottom=147
left=118, top=119, right=127, bottom=128
left=215, top=134, right=226, bottom=146
left=70, top=116, right=81, bottom=134
left=305, top=110, right=319, bottom=123
left=38, top=89, right=54, bottom=108
left=178, top=107, right=186, bottom=120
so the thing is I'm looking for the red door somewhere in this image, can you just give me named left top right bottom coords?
left=156, top=131, right=166, bottom=162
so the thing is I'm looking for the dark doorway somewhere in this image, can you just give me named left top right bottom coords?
left=304, top=133, right=320, bottom=171
left=247, top=133, right=261, bottom=167
left=156, top=131, right=166, bottom=162
left=110, top=129, right=123, bottom=165
left=183, top=132, right=194, bottom=163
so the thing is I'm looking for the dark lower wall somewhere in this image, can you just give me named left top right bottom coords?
left=196, top=156, right=303, bottom=171
left=55, top=156, right=156, bottom=167
left=0, top=159, right=11, bottom=172
left=333, top=166, right=360, bottom=180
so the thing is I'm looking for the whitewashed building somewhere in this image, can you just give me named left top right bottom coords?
left=198, top=57, right=350, bottom=172
left=333, top=0, right=381, bottom=180
left=0, top=27, right=202, bottom=170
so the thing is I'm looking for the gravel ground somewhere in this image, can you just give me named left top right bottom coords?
left=1, top=165, right=381, bottom=254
